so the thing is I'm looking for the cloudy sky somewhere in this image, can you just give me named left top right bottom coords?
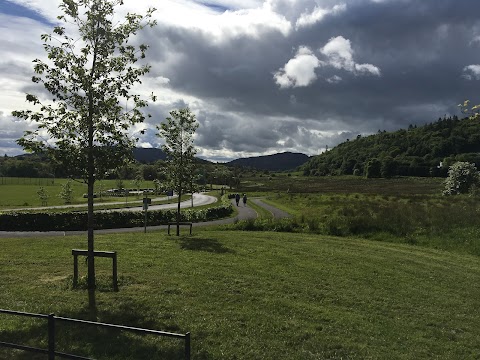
left=1, top=0, right=480, bottom=162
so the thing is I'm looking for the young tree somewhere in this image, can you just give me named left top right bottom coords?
left=132, top=174, right=142, bottom=198
left=37, top=186, right=49, bottom=206
left=59, top=179, right=74, bottom=204
left=12, top=0, right=156, bottom=305
left=157, top=108, right=198, bottom=235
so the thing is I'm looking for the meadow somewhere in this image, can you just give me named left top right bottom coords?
left=1, top=175, right=480, bottom=359
left=232, top=174, right=480, bottom=257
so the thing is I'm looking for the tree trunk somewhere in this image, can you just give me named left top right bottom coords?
left=87, top=128, right=96, bottom=315
left=87, top=174, right=95, bottom=288
left=176, top=188, right=182, bottom=236
left=87, top=27, right=98, bottom=314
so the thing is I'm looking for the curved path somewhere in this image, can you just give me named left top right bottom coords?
left=0, top=197, right=290, bottom=238
left=251, top=198, right=291, bottom=219
left=2, top=193, right=215, bottom=213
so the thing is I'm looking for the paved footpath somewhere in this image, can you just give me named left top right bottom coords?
left=0, top=197, right=290, bottom=238
left=251, top=198, right=291, bottom=219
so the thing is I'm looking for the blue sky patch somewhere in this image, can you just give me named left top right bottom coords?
left=0, top=0, right=52, bottom=25
left=199, top=2, right=230, bottom=13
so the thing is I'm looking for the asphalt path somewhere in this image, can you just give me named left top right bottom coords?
left=251, top=198, right=291, bottom=219
left=99, top=193, right=217, bottom=212
left=1, top=193, right=215, bottom=212
left=0, top=197, right=289, bottom=238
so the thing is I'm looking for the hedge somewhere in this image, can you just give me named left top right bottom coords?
left=0, top=200, right=233, bottom=231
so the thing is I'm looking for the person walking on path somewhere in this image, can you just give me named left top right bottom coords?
left=235, top=193, right=240, bottom=206
left=242, top=193, right=247, bottom=207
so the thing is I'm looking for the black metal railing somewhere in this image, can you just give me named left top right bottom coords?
left=0, top=309, right=190, bottom=359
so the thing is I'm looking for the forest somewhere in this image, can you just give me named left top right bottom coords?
left=301, top=115, right=480, bottom=178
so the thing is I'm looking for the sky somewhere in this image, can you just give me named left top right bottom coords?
left=1, top=0, right=480, bottom=162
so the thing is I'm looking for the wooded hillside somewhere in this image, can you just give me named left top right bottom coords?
left=301, top=116, right=480, bottom=178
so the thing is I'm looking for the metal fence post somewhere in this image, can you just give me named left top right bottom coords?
left=185, top=332, right=190, bottom=360
left=48, top=313, right=55, bottom=360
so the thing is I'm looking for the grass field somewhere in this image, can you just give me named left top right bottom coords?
left=237, top=174, right=444, bottom=195
left=1, top=175, right=480, bottom=359
left=0, top=178, right=170, bottom=209
left=1, top=230, right=479, bottom=359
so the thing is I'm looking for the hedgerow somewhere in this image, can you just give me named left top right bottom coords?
left=0, top=200, right=233, bottom=231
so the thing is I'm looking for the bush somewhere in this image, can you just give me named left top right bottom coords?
left=443, top=161, right=480, bottom=195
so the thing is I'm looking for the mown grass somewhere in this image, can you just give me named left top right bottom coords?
left=1, top=230, right=480, bottom=359
left=0, top=178, right=159, bottom=209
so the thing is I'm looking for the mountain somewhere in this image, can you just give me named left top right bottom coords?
left=226, top=152, right=310, bottom=171
left=133, top=148, right=167, bottom=163
left=301, top=115, right=480, bottom=178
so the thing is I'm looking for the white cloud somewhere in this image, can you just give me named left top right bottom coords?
left=355, top=63, right=381, bottom=76
left=274, top=37, right=380, bottom=89
left=295, top=4, right=346, bottom=29
left=274, top=46, right=321, bottom=88
left=326, top=75, right=343, bottom=84
left=320, top=36, right=381, bottom=76
left=214, top=6, right=292, bottom=39
left=463, top=65, right=480, bottom=80
left=471, top=36, right=480, bottom=45
left=321, top=36, right=355, bottom=70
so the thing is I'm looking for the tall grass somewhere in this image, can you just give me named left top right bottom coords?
left=226, top=193, right=480, bottom=256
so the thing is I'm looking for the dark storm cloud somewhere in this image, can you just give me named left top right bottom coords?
left=4, top=0, right=480, bottom=160
left=139, top=0, right=480, bottom=159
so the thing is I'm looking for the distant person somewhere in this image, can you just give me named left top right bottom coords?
left=242, top=193, right=247, bottom=207
left=235, top=193, right=240, bottom=206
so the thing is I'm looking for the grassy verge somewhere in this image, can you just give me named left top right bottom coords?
left=0, top=230, right=479, bottom=359
left=247, top=198, right=271, bottom=219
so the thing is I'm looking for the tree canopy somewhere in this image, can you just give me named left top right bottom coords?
left=301, top=115, right=480, bottom=178
left=12, top=0, right=157, bottom=309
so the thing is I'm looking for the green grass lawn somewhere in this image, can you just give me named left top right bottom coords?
left=1, top=230, right=479, bottom=359
left=0, top=178, right=160, bottom=209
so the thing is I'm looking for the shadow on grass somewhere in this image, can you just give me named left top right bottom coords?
left=178, top=237, right=235, bottom=254
left=0, top=297, right=188, bottom=360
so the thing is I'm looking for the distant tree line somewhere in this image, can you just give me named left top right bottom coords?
left=0, top=153, right=244, bottom=189
left=301, top=115, right=480, bottom=178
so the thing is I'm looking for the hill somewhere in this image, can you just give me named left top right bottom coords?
left=226, top=152, right=309, bottom=171
left=301, top=115, right=480, bottom=177
left=132, top=148, right=167, bottom=163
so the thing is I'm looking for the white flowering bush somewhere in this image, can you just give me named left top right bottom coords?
left=443, top=161, right=480, bottom=195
